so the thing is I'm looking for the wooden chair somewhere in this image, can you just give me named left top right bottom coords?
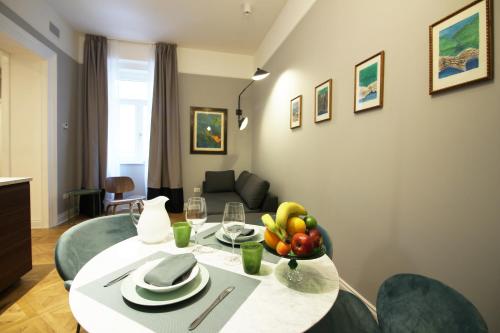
left=104, top=176, right=145, bottom=215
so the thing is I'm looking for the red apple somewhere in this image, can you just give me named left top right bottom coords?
left=308, top=228, right=323, bottom=248
left=291, top=233, right=314, bottom=257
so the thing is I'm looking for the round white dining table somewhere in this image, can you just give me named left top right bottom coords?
left=70, top=223, right=340, bottom=333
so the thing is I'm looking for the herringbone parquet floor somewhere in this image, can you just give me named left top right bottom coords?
left=0, top=213, right=184, bottom=332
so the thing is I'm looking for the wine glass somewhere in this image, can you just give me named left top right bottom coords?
left=185, top=197, right=207, bottom=253
left=222, top=202, right=245, bottom=264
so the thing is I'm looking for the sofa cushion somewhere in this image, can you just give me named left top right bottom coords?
left=202, top=192, right=259, bottom=215
left=204, top=170, right=235, bottom=193
left=235, top=171, right=251, bottom=195
left=239, top=174, right=270, bottom=210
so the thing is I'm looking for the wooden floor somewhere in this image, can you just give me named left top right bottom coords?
left=0, top=213, right=184, bottom=332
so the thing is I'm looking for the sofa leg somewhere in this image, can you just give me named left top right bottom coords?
left=76, top=323, right=81, bottom=333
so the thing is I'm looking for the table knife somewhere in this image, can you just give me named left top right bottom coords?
left=188, top=286, right=235, bottom=331
left=202, top=231, right=216, bottom=239
left=103, top=269, right=135, bottom=287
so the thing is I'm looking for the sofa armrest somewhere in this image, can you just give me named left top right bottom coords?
left=202, top=181, right=207, bottom=193
left=260, top=192, right=278, bottom=212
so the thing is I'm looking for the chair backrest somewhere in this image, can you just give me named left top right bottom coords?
left=105, top=177, right=135, bottom=199
left=317, top=224, right=333, bottom=259
left=377, top=274, right=488, bottom=333
left=55, top=214, right=137, bottom=283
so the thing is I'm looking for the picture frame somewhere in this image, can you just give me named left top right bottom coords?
left=354, top=51, right=385, bottom=113
left=314, top=79, right=332, bottom=123
left=429, top=0, right=493, bottom=94
left=190, top=106, right=227, bottom=155
left=290, top=95, right=302, bottom=129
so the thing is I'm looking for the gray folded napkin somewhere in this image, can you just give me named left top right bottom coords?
left=144, top=254, right=197, bottom=287
left=223, top=228, right=255, bottom=241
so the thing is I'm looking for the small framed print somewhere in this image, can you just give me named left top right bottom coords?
left=190, top=106, right=227, bottom=155
left=429, top=0, right=493, bottom=94
left=314, top=79, right=332, bottom=123
left=354, top=51, right=385, bottom=113
left=290, top=95, right=302, bottom=129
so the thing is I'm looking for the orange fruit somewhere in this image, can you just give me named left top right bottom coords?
left=276, top=241, right=291, bottom=256
left=264, top=229, right=281, bottom=250
left=286, top=216, right=306, bottom=236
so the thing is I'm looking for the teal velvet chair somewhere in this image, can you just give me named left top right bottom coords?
left=377, top=274, right=488, bottom=333
left=317, top=224, right=333, bottom=259
left=55, top=214, right=137, bottom=332
left=307, top=290, right=381, bottom=333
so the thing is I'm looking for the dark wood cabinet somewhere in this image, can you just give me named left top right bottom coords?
left=0, top=182, right=32, bottom=291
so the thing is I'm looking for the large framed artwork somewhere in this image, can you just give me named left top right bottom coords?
left=354, top=51, right=385, bottom=113
left=429, top=0, right=493, bottom=94
left=290, top=95, right=302, bottom=129
left=190, top=106, right=227, bottom=155
left=314, top=79, right=332, bottom=123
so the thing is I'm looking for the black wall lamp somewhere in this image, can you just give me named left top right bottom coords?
left=236, top=68, right=270, bottom=130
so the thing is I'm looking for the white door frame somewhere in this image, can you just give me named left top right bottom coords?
left=0, top=13, right=58, bottom=228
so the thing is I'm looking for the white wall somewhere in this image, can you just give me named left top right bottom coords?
left=251, top=0, right=500, bottom=330
left=9, top=51, right=48, bottom=228
left=1, top=0, right=80, bottom=61
left=0, top=50, right=10, bottom=176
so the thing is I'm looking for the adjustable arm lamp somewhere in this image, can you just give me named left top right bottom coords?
left=236, top=68, right=270, bottom=130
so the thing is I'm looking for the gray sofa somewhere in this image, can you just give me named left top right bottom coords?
left=202, top=170, right=278, bottom=215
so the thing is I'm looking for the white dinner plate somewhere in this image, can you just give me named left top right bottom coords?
left=121, top=264, right=209, bottom=306
left=215, top=225, right=264, bottom=245
left=132, top=258, right=200, bottom=293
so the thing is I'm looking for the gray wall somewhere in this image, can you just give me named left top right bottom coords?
left=251, top=0, right=500, bottom=330
left=0, top=3, right=80, bottom=216
left=179, top=73, right=253, bottom=200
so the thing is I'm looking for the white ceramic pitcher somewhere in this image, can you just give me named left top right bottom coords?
left=130, top=196, right=171, bottom=243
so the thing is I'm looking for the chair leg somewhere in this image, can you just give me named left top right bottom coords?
left=76, top=323, right=81, bottom=333
left=111, top=205, right=117, bottom=215
left=105, top=205, right=111, bottom=215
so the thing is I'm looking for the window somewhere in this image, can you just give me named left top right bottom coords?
left=116, top=59, right=150, bottom=164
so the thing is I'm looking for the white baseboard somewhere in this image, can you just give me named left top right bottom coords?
left=339, top=277, right=378, bottom=320
left=30, top=219, right=43, bottom=229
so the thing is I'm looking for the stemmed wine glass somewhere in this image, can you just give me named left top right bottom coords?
left=185, top=197, right=207, bottom=253
left=222, top=202, right=245, bottom=264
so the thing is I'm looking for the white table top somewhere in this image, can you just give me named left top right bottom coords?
left=70, top=223, right=340, bottom=333
left=0, top=177, right=32, bottom=187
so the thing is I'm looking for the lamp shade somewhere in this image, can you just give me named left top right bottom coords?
left=252, top=68, right=270, bottom=81
left=238, top=116, right=248, bottom=130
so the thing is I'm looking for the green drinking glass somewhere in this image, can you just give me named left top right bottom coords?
left=241, top=241, right=263, bottom=275
left=173, top=222, right=192, bottom=248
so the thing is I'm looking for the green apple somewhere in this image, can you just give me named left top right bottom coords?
left=304, top=215, right=318, bottom=229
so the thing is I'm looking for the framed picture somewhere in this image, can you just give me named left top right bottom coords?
left=354, top=51, right=385, bottom=113
left=290, top=95, right=302, bottom=129
left=190, top=106, right=227, bottom=155
left=429, top=0, right=493, bottom=94
left=314, top=79, right=332, bottom=123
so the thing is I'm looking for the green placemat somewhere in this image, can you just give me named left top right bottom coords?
left=197, top=224, right=282, bottom=264
left=77, top=252, right=261, bottom=333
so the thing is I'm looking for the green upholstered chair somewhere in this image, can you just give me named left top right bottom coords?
left=377, top=274, right=488, bottom=333
left=317, top=224, right=333, bottom=259
left=55, top=214, right=137, bottom=332
left=307, top=290, right=381, bottom=333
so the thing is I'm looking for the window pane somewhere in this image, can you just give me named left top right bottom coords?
left=118, top=80, right=148, bottom=100
left=119, top=104, right=138, bottom=161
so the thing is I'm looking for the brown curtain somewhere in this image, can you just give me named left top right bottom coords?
left=147, top=43, right=184, bottom=212
left=81, top=34, right=108, bottom=189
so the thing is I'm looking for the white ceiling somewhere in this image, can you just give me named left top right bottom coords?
left=45, top=0, right=288, bottom=55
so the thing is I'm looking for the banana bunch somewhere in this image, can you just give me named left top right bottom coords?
left=261, top=214, right=287, bottom=241
left=276, top=202, right=307, bottom=230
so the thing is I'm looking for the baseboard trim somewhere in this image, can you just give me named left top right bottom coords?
left=339, top=277, right=378, bottom=320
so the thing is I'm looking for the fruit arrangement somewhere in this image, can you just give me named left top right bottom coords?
left=262, top=202, right=324, bottom=258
